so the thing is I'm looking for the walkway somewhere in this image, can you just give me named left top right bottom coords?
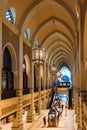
left=1, top=107, right=77, bottom=130
left=28, top=108, right=77, bottom=130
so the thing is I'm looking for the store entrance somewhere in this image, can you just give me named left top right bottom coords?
left=55, top=87, right=73, bottom=109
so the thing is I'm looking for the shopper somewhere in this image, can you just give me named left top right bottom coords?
left=62, top=104, right=64, bottom=111
left=43, top=116, right=46, bottom=126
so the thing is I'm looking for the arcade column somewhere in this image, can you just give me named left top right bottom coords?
left=37, top=64, right=41, bottom=115
left=27, top=62, right=34, bottom=122
left=43, top=62, right=46, bottom=109
left=12, top=35, right=23, bottom=130
left=0, top=11, right=3, bottom=129
left=68, top=88, right=73, bottom=109
left=47, top=63, right=50, bottom=89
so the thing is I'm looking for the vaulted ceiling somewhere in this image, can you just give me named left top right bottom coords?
left=0, top=0, right=78, bottom=70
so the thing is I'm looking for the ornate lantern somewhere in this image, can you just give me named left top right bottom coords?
left=50, top=64, right=57, bottom=74
left=32, top=0, right=45, bottom=63
left=32, top=44, right=45, bottom=63
left=57, top=71, right=63, bottom=77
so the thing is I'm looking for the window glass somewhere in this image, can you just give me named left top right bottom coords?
left=6, top=7, right=16, bottom=24
left=24, top=29, right=30, bottom=40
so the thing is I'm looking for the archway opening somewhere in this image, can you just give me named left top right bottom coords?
left=55, top=66, right=73, bottom=109
left=23, top=58, right=29, bottom=95
left=2, top=47, right=16, bottom=99
left=57, top=66, right=72, bottom=87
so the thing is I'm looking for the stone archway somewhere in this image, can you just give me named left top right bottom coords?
left=3, top=42, right=17, bottom=73
left=2, top=43, right=17, bottom=98
left=24, top=54, right=31, bottom=90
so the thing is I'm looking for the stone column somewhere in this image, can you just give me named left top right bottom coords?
left=47, top=63, right=50, bottom=89
left=12, top=35, right=23, bottom=130
left=80, top=90, right=87, bottom=130
left=46, top=63, right=50, bottom=103
left=38, top=64, right=41, bottom=115
left=43, top=62, right=46, bottom=109
left=50, top=73, right=53, bottom=87
left=68, top=88, right=73, bottom=109
left=75, top=88, right=80, bottom=129
left=73, top=87, right=77, bottom=113
left=0, top=11, right=2, bottom=129
left=27, top=62, right=34, bottom=122
left=12, top=89, right=23, bottom=130
left=73, top=63, right=76, bottom=110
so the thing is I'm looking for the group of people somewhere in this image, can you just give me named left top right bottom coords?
left=43, top=96, right=65, bottom=127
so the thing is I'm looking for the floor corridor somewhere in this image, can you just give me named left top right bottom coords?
left=28, top=109, right=77, bottom=130
left=1, top=107, right=77, bottom=130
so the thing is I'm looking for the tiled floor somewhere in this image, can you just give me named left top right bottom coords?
left=1, top=107, right=77, bottom=130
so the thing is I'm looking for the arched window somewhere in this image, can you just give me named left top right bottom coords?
left=56, top=66, right=72, bottom=88
left=60, top=67, right=71, bottom=81
left=3, top=47, right=12, bottom=70
left=5, top=7, right=16, bottom=24
left=24, top=29, right=30, bottom=40
left=2, top=47, right=16, bottom=99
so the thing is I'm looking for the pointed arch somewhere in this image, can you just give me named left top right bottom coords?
left=3, top=42, right=17, bottom=72
left=23, top=54, right=31, bottom=91
left=24, top=54, right=30, bottom=75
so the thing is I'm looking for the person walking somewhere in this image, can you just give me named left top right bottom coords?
left=62, top=104, right=64, bottom=111
left=43, top=116, right=46, bottom=126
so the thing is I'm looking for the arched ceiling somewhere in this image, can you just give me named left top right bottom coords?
left=0, top=0, right=78, bottom=70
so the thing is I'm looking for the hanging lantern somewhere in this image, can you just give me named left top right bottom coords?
left=57, top=71, right=63, bottom=77
left=50, top=65, right=57, bottom=74
left=32, top=0, right=45, bottom=64
left=57, top=72, right=61, bottom=77
left=32, top=45, right=45, bottom=63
